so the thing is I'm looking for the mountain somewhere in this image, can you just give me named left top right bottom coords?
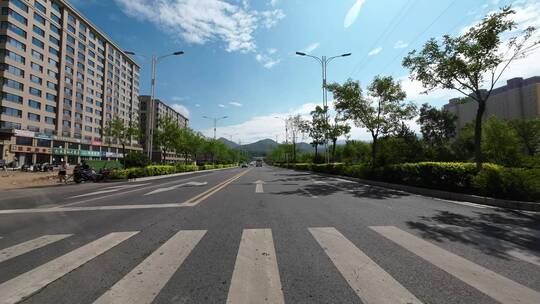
left=217, top=137, right=240, bottom=149
left=241, top=139, right=278, bottom=156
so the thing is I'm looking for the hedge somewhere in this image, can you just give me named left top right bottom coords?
left=109, top=164, right=236, bottom=180
left=276, top=162, right=540, bottom=202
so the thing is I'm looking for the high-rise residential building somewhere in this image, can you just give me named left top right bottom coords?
left=443, top=77, right=540, bottom=130
left=0, top=0, right=140, bottom=166
left=139, top=95, right=188, bottom=163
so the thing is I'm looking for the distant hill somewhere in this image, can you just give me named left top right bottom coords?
left=218, top=137, right=240, bottom=149
left=241, top=139, right=278, bottom=156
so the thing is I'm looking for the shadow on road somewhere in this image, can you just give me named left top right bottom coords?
left=406, top=209, right=540, bottom=259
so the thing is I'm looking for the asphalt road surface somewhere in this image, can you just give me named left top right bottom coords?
left=0, top=166, right=539, bottom=304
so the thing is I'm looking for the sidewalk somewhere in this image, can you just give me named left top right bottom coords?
left=0, top=170, right=72, bottom=190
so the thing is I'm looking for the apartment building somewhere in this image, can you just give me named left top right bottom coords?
left=443, top=77, right=540, bottom=130
left=139, top=95, right=188, bottom=163
left=0, top=0, right=140, bottom=166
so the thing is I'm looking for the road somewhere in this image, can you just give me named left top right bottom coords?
left=0, top=166, right=539, bottom=304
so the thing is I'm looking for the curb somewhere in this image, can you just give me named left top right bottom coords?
left=276, top=167, right=540, bottom=212
left=126, top=166, right=238, bottom=182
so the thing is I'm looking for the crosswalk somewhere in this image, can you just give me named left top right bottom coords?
left=0, top=227, right=539, bottom=304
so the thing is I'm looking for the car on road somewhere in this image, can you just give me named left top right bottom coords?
left=241, top=163, right=248, bottom=168
left=255, top=159, right=263, bottom=167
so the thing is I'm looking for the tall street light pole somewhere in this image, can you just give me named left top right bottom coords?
left=125, top=51, right=184, bottom=160
left=203, top=116, right=228, bottom=139
left=295, top=51, right=351, bottom=162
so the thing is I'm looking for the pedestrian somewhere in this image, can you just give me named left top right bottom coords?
left=58, top=160, right=68, bottom=184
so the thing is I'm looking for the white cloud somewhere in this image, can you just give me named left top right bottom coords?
left=367, top=46, right=382, bottom=56
left=255, top=49, right=281, bottom=69
left=171, top=96, right=188, bottom=102
left=394, top=40, right=408, bottom=49
left=171, top=104, right=190, bottom=117
left=302, top=42, right=320, bottom=54
left=218, top=104, right=226, bottom=108
left=269, top=0, right=278, bottom=7
left=114, top=0, right=285, bottom=53
left=344, top=0, right=366, bottom=28
left=229, top=101, right=243, bottom=107
left=195, top=103, right=201, bottom=107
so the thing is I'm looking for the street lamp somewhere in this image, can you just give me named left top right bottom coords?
left=203, top=116, right=228, bottom=139
left=274, top=116, right=288, bottom=144
left=124, top=50, right=184, bottom=160
left=295, top=51, right=351, bottom=163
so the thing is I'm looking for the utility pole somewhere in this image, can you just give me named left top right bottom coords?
left=295, top=51, right=351, bottom=163
left=203, top=116, right=228, bottom=140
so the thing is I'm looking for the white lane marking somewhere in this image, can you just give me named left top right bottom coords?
left=57, top=173, right=219, bottom=208
left=69, top=184, right=151, bottom=198
left=310, top=227, right=422, bottom=304
left=254, top=180, right=265, bottom=193
left=94, top=230, right=206, bottom=304
left=333, top=178, right=356, bottom=184
left=0, top=234, right=72, bottom=263
left=371, top=226, right=540, bottom=304
left=0, top=231, right=138, bottom=304
left=431, top=197, right=491, bottom=209
left=0, top=203, right=191, bottom=214
left=227, top=229, right=284, bottom=304
left=144, top=181, right=208, bottom=196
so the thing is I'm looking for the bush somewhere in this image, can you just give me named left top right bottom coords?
left=473, top=165, right=540, bottom=201
left=108, top=163, right=235, bottom=180
left=124, top=151, right=150, bottom=168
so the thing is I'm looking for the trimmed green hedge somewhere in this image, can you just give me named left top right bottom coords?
left=276, top=162, right=540, bottom=202
left=109, top=164, right=236, bottom=180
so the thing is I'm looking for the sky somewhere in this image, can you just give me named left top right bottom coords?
left=72, top=0, right=540, bottom=143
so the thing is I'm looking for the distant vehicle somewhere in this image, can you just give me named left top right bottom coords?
left=255, top=159, right=263, bottom=167
left=241, top=163, right=248, bottom=168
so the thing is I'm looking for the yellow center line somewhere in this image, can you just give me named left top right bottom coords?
left=180, top=169, right=251, bottom=207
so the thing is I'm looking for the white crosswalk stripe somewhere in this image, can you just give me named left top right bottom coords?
left=0, top=234, right=72, bottom=263
left=0, top=227, right=539, bottom=303
left=371, top=226, right=540, bottom=304
left=93, top=230, right=206, bottom=304
left=227, top=229, right=284, bottom=304
left=310, top=227, right=423, bottom=304
left=0, top=232, right=138, bottom=304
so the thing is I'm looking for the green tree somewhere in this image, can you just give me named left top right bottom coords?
left=451, top=123, right=476, bottom=161
left=510, top=118, right=540, bottom=156
left=403, top=7, right=539, bottom=169
left=301, top=106, right=329, bottom=162
left=417, top=103, right=457, bottom=160
left=342, top=140, right=371, bottom=164
left=377, top=123, right=424, bottom=165
left=286, top=114, right=306, bottom=162
left=103, top=117, right=141, bottom=167
left=327, top=114, right=350, bottom=162
left=154, top=117, right=182, bottom=163
left=482, top=117, right=521, bottom=166
left=328, top=76, right=416, bottom=166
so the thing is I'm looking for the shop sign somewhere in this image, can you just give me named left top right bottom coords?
left=52, top=147, right=79, bottom=155
left=35, top=133, right=53, bottom=140
left=14, top=130, right=35, bottom=138
left=91, top=140, right=102, bottom=146
left=53, top=136, right=81, bottom=143
left=11, top=145, right=51, bottom=154
left=80, top=150, right=101, bottom=157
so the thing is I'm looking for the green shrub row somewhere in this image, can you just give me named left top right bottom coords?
left=109, top=163, right=236, bottom=180
left=276, top=162, right=540, bottom=202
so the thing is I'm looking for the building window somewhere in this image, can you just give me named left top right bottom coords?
left=49, top=35, right=60, bottom=47
left=46, top=93, right=56, bottom=101
left=33, top=12, right=46, bottom=25
left=67, top=24, right=75, bottom=34
left=0, top=35, right=26, bottom=51
left=0, top=21, right=27, bottom=38
left=27, top=125, right=39, bottom=132
left=32, top=25, right=45, bottom=37
left=45, top=105, right=56, bottom=113
left=16, top=136, right=33, bottom=146
left=44, top=117, right=55, bottom=125
left=35, top=1, right=46, bottom=14
left=63, top=120, right=71, bottom=127
left=0, top=63, right=24, bottom=77
left=29, top=87, right=42, bottom=97
left=10, top=0, right=29, bottom=13
left=50, top=24, right=60, bottom=35
left=1, top=49, right=25, bottom=64
left=37, top=139, right=51, bottom=147
left=31, top=62, right=43, bottom=72
left=30, top=74, right=42, bottom=84
left=1, top=92, right=23, bottom=104
left=28, top=112, right=40, bottom=122
left=31, top=49, right=43, bottom=60
left=1, top=8, right=28, bottom=26
left=1, top=77, right=24, bottom=91
left=1, top=106, right=22, bottom=118
left=28, top=99, right=41, bottom=109
left=32, top=37, right=44, bottom=49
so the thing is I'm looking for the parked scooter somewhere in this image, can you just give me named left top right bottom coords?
left=73, top=163, right=96, bottom=183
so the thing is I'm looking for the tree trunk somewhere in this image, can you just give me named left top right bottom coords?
left=293, top=142, right=296, bottom=163
left=314, top=144, right=318, bottom=158
left=332, top=139, right=337, bottom=163
left=121, top=144, right=126, bottom=168
left=474, top=100, right=486, bottom=170
left=371, top=136, right=378, bottom=167
left=162, top=148, right=167, bottom=163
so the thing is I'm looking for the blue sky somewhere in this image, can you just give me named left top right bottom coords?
left=73, top=0, right=540, bottom=143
